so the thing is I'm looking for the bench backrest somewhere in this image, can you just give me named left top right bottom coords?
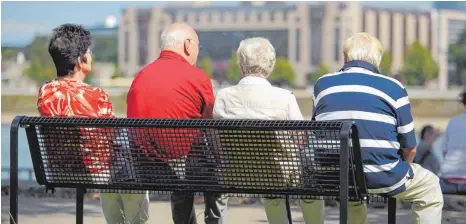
left=21, top=116, right=367, bottom=200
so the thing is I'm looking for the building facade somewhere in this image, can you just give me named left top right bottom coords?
left=118, top=1, right=464, bottom=89
left=435, top=1, right=466, bottom=88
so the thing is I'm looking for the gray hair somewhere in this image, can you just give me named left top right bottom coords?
left=237, top=37, right=276, bottom=78
left=160, top=24, right=193, bottom=49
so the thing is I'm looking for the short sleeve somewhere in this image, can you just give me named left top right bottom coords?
left=96, top=88, right=115, bottom=118
left=396, top=88, right=417, bottom=149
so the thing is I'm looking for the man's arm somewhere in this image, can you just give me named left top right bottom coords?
left=396, top=88, right=417, bottom=163
left=441, top=125, right=449, bottom=158
left=199, top=77, right=215, bottom=119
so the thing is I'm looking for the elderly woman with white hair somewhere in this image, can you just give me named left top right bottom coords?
left=213, top=37, right=324, bottom=224
left=312, top=32, right=444, bottom=224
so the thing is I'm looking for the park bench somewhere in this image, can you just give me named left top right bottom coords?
left=9, top=116, right=397, bottom=224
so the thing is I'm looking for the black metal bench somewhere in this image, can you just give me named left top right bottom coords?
left=9, top=116, right=396, bottom=224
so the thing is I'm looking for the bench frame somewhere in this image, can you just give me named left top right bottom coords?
left=9, top=116, right=397, bottom=224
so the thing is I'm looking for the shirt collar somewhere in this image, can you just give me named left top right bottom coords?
left=238, top=76, right=272, bottom=86
left=159, top=50, right=190, bottom=64
left=340, top=60, right=381, bottom=74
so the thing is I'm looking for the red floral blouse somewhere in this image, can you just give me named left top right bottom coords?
left=38, top=78, right=115, bottom=174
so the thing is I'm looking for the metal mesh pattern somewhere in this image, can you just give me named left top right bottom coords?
left=23, top=117, right=364, bottom=200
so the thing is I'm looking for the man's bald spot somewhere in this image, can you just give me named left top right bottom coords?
left=166, top=23, right=198, bottom=41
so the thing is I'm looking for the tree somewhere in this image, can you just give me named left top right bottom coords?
left=400, top=41, right=439, bottom=86
left=2, top=48, right=19, bottom=61
left=310, top=62, right=330, bottom=84
left=111, top=63, right=120, bottom=79
left=227, top=51, right=242, bottom=83
left=269, top=58, right=296, bottom=86
left=23, top=36, right=57, bottom=86
left=199, top=57, right=213, bottom=78
left=24, top=58, right=56, bottom=85
left=380, top=51, right=392, bottom=76
left=449, top=27, right=466, bottom=86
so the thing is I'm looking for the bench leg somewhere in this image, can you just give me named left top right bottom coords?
left=388, top=197, right=397, bottom=224
left=285, top=196, right=292, bottom=224
left=76, top=188, right=85, bottom=224
left=10, top=117, right=21, bottom=224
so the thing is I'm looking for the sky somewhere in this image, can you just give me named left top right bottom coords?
left=1, top=1, right=434, bottom=47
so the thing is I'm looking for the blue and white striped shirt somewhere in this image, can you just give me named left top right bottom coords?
left=312, top=60, right=417, bottom=196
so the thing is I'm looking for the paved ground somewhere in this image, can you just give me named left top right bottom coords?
left=2, top=196, right=466, bottom=224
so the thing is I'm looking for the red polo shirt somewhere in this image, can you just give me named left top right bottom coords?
left=127, top=50, right=215, bottom=162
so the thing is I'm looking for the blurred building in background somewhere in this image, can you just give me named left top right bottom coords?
left=116, top=1, right=465, bottom=89
left=434, top=2, right=466, bottom=89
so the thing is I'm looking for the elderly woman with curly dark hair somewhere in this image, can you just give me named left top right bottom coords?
left=37, top=23, right=149, bottom=224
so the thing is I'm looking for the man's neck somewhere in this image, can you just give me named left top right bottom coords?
left=161, top=48, right=191, bottom=64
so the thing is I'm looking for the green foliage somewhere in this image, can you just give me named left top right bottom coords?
left=227, top=51, right=242, bottom=83
left=199, top=57, right=213, bottom=78
left=23, top=36, right=56, bottom=86
left=380, top=51, right=392, bottom=76
left=269, top=58, right=296, bottom=86
left=1, top=48, right=19, bottom=61
left=91, top=36, right=117, bottom=63
left=449, top=27, right=466, bottom=85
left=311, top=62, right=330, bottom=84
left=400, top=41, right=439, bottom=86
left=111, top=63, right=120, bottom=79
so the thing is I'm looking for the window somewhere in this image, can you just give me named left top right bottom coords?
left=245, top=11, right=250, bottom=21
left=195, top=13, right=200, bottom=23
left=220, top=12, right=225, bottom=23
left=416, top=16, right=420, bottom=41
left=403, top=15, right=407, bottom=49
left=271, top=10, right=275, bottom=21
left=296, top=29, right=300, bottom=62
left=390, top=13, right=394, bottom=59
left=362, top=11, right=366, bottom=31
left=257, top=12, right=262, bottom=22
left=334, top=27, right=340, bottom=61
left=232, top=12, right=237, bottom=22
left=124, top=32, right=129, bottom=63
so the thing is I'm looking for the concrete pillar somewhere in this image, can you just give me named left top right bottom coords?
left=406, top=14, right=417, bottom=46
left=287, top=11, right=297, bottom=64
left=321, top=2, right=338, bottom=69
left=438, top=11, right=449, bottom=90
left=147, top=7, right=164, bottom=63
left=295, top=2, right=310, bottom=88
left=365, top=10, right=377, bottom=36
left=378, top=11, right=391, bottom=51
left=392, top=13, right=404, bottom=73
left=340, top=2, right=362, bottom=65
left=418, top=15, right=429, bottom=47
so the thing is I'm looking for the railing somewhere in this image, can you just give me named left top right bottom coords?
left=1, top=167, right=36, bottom=186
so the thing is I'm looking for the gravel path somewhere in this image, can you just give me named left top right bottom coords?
left=2, top=196, right=465, bottom=224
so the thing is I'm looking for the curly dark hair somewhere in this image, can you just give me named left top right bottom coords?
left=48, top=24, right=92, bottom=77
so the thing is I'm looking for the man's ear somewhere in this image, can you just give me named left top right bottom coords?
left=184, top=39, right=191, bottom=56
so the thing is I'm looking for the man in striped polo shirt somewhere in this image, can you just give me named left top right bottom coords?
left=313, top=33, right=443, bottom=223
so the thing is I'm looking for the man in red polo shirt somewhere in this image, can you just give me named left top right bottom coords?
left=127, top=23, right=227, bottom=224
